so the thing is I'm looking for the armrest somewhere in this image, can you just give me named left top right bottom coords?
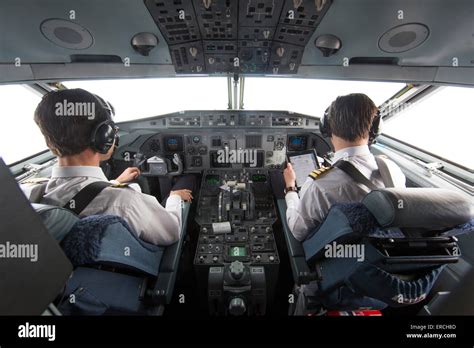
left=276, top=200, right=305, bottom=257
left=151, top=202, right=191, bottom=304
left=371, top=236, right=461, bottom=265
left=276, top=200, right=319, bottom=285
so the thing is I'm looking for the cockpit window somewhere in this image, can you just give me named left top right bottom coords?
left=243, top=78, right=404, bottom=115
left=383, top=86, right=474, bottom=170
left=0, top=85, right=46, bottom=165
left=64, top=78, right=229, bottom=122
left=64, top=78, right=404, bottom=120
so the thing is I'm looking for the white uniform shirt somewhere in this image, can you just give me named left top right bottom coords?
left=41, top=166, right=183, bottom=246
left=285, top=145, right=406, bottom=241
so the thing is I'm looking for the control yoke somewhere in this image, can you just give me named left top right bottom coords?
left=134, top=153, right=183, bottom=177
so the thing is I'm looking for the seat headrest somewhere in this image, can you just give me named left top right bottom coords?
left=362, top=188, right=474, bottom=229
left=32, top=203, right=79, bottom=241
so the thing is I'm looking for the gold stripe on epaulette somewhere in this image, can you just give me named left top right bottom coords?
left=308, top=166, right=332, bottom=180
left=111, top=183, right=129, bottom=188
left=21, top=177, right=50, bottom=184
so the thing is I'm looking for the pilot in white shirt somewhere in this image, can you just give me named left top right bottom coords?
left=30, top=88, right=193, bottom=246
left=42, top=166, right=186, bottom=246
left=283, top=93, right=406, bottom=242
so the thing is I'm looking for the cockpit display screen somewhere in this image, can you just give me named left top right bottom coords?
left=163, top=135, right=183, bottom=152
left=206, top=174, right=220, bottom=185
left=251, top=174, right=267, bottom=182
left=288, top=135, right=308, bottom=152
left=229, top=246, right=247, bottom=257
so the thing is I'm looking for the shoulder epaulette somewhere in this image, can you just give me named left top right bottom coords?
left=21, top=177, right=49, bottom=185
left=110, top=182, right=129, bottom=188
left=308, top=166, right=332, bottom=180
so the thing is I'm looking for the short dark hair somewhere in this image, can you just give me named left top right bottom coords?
left=34, top=89, right=110, bottom=157
left=329, top=93, right=378, bottom=142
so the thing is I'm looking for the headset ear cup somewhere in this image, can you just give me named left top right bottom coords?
left=376, top=116, right=383, bottom=136
left=90, top=120, right=116, bottom=154
left=369, top=112, right=382, bottom=144
left=114, top=133, right=120, bottom=148
left=320, top=107, right=331, bottom=138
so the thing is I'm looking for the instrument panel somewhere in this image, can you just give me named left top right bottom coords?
left=113, top=111, right=330, bottom=172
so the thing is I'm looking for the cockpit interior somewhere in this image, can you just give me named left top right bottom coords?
left=0, top=0, right=473, bottom=344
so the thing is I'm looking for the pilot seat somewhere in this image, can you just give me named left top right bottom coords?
left=32, top=202, right=190, bottom=315
left=277, top=188, right=474, bottom=315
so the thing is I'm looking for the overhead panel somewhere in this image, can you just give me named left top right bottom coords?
left=144, top=0, right=332, bottom=74
left=195, top=0, right=238, bottom=73
left=145, top=0, right=204, bottom=73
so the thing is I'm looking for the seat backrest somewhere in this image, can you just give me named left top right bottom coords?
left=32, top=203, right=79, bottom=241
left=0, top=158, right=72, bottom=315
left=362, top=188, right=474, bottom=231
left=33, top=204, right=164, bottom=276
left=301, top=188, right=474, bottom=309
left=61, top=214, right=164, bottom=276
left=304, top=188, right=473, bottom=261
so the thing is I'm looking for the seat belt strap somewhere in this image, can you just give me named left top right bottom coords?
left=63, top=181, right=112, bottom=215
left=375, top=156, right=396, bottom=188
left=333, top=160, right=379, bottom=191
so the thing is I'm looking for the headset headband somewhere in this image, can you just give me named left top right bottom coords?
left=321, top=99, right=381, bottom=144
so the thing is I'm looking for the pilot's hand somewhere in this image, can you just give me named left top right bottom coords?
left=283, top=163, right=296, bottom=188
left=115, top=167, right=141, bottom=183
left=170, top=189, right=193, bottom=202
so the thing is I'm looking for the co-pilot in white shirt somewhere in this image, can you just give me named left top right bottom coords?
left=285, top=145, right=406, bottom=242
left=41, top=166, right=183, bottom=246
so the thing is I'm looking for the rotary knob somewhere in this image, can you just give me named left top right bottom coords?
left=275, top=141, right=285, bottom=150
left=229, top=260, right=245, bottom=280
left=198, top=146, right=207, bottom=155
left=228, top=297, right=246, bottom=316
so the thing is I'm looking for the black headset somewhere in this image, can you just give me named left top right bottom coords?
left=319, top=102, right=383, bottom=144
left=89, top=95, right=119, bottom=154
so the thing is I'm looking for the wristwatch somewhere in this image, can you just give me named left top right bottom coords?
left=284, top=186, right=298, bottom=195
